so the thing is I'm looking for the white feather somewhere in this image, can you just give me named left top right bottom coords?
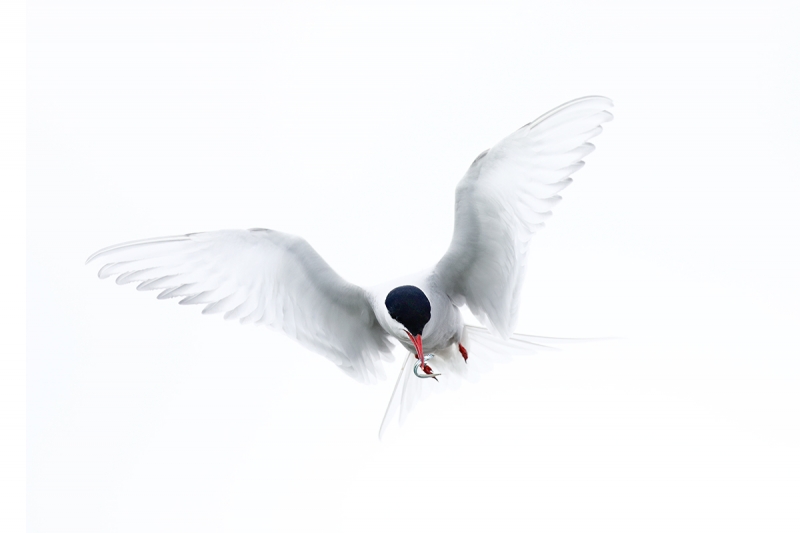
left=87, top=96, right=613, bottom=434
left=87, top=229, right=395, bottom=383
left=434, top=96, right=614, bottom=337
left=378, top=326, right=563, bottom=439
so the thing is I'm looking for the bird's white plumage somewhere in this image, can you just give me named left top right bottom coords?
left=378, top=325, right=567, bottom=438
left=87, top=96, right=613, bottom=434
left=87, top=229, right=394, bottom=383
left=435, top=96, right=613, bottom=337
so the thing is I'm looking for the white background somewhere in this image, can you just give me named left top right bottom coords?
left=27, top=1, right=799, bottom=531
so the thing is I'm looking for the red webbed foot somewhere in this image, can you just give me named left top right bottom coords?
left=458, top=343, right=468, bottom=363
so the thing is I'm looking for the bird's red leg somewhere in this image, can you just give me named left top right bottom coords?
left=458, top=343, right=468, bottom=363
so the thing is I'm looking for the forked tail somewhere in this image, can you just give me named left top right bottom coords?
left=378, top=325, right=613, bottom=439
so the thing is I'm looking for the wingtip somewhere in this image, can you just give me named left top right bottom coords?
left=521, top=95, right=615, bottom=132
left=85, top=241, right=125, bottom=265
left=85, top=234, right=194, bottom=266
left=579, top=95, right=614, bottom=107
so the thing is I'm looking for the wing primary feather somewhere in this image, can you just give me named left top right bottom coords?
left=86, top=235, right=192, bottom=264
left=157, top=284, right=196, bottom=300
left=179, top=290, right=219, bottom=306
left=434, top=95, right=612, bottom=336
left=136, top=275, right=180, bottom=291
left=98, top=262, right=131, bottom=279
left=89, top=229, right=394, bottom=384
left=115, top=268, right=157, bottom=285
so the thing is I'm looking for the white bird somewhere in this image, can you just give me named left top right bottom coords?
left=87, top=95, right=613, bottom=437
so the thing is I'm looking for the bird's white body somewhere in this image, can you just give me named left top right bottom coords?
left=87, top=96, right=614, bottom=436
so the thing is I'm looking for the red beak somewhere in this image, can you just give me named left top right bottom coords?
left=404, top=330, right=424, bottom=361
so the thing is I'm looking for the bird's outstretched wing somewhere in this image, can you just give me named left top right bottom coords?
left=433, top=96, right=613, bottom=337
left=87, top=229, right=394, bottom=383
left=378, top=325, right=563, bottom=438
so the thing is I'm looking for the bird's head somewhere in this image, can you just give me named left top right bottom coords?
left=385, top=285, right=431, bottom=361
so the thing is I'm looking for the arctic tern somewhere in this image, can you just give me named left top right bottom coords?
left=87, top=95, right=614, bottom=437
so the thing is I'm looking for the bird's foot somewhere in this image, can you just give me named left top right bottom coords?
left=458, top=343, right=468, bottom=363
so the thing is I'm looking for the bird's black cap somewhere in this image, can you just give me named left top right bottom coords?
left=385, top=285, right=431, bottom=336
